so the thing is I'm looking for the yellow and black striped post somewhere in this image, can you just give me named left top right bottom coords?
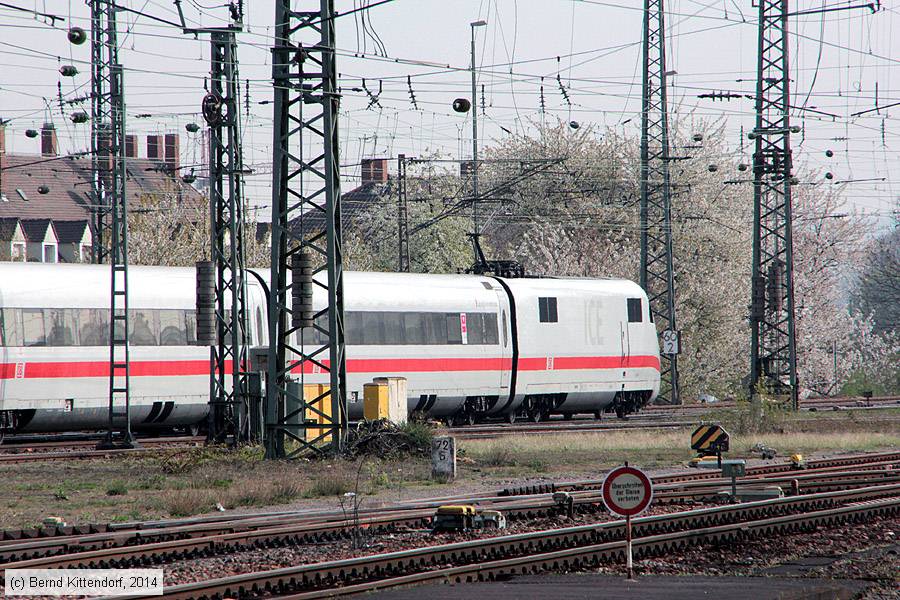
left=691, top=424, right=730, bottom=465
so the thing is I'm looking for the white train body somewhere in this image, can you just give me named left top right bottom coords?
left=0, top=263, right=660, bottom=433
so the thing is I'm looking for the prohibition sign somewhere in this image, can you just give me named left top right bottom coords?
left=602, top=464, right=653, bottom=581
left=602, top=465, right=653, bottom=516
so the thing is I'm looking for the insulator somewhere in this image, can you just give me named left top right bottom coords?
left=25, top=129, right=38, bottom=138
left=185, top=122, right=200, bottom=133
left=692, top=133, right=703, bottom=142
left=737, top=163, right=748, bottom=172
left=789, top=125, right=801, bottom=134
left=182, top=173, right=197, bottom=184
left=789, top=176, right=799, bottom=185
left=825, top=149, right=834, bottom=158
left=767, top=260, right=785, bottom=314
left=70, top=112, right=89, bottom=124
left=707, top=164, right=718, bottom=172
left=59, top=65, right=78, bottom=77
left=195, top=261, right=216, bottom=345
left=747, top=131, right=757, bottom=140
left=750, top=275, right=766, bottom=320
left=291, top=252, right=315, bottom=329
left=452, top=98, right=471, bottom=113
left=825, top=172, right=834, bottom=180
left=568, top=121, right=580, bottom=130
left=67, top=27, right=87, bottom=45
left=37, top=185, right=50, bottom=194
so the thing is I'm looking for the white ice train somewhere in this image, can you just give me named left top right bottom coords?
left=0, top=263, right=660, bottom=434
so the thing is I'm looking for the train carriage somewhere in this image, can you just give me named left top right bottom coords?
left=0, top=263, right=660, bottom=434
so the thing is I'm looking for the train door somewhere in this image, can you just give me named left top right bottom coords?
left=494, top=288, right=513, bottom=395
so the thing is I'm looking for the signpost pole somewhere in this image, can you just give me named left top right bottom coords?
left=626, top=513, right=634, bottom=580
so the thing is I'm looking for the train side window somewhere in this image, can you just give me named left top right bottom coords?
left=467, top=313, right=484, bottom=344
left=484, top=313, right=499, bottom=345
left=185, top=310, right=197, bottom=344
left=538, top=297, right=558, bottom=323
left=256, top=307, right=265, bottom=346
left=361, top=311, right=385, bottom=345
left=627, top=298, right=643, bottom=323
left=446, top=313, right=462, bottom=344
left=45, top=309, right=77, bottom=346
left=78, top=309, right=108, bottom=346
left=423, top=312, right=446, bottom=344
left=383, top=312, right=404, bottom=345
left=1, top=308, right=22, bottom=346
left=159, top=310, right=188, bottom=345
left=402, top=312, right=424, bottom=345
left=129, top=309, right=158, bottom=346
left=22, top=309, right=46, bottom=346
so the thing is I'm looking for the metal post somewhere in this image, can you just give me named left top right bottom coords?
left=469, top=20, right=486, bottom=235
left=639, top=0, right=680, bottom=405
left=98, top=62, right=134, bottom=449
left=397, top=153, right=410, bottom=272
left=749, top=0, right=799, bottom=409
left=266, top=0, right=347, bottom=458
left=626, top=513, right=634, bottom=580
left=207, top=29, right=250, bottom=444
left=90, top=0, right=118, bottom=264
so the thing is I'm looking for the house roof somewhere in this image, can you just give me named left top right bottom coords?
left=20, top=218, right=55, bottom=242
left=0, top=217, right=21, bottom=241
left=0, top=154, right=204, bottom=223
left=52, top=219, right=91, bottom=244
left=287, top=180, right=391, bottom=234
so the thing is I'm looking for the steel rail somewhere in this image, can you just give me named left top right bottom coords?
left=115, top=484, right=900, bottom=600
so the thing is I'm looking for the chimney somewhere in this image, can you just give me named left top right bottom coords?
left=164, top=133, right=180, bottom=171
left=147, top=135, right=162, bottom=160
left=125, top=134, right=137, bottom=158
left=41, top=122, right=58, bottom=157
left=360, top=158, right=388, bottom=185
left=0, top=121, right=6, bottom=155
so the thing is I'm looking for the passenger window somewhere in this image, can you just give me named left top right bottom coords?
left=484, top=313, right=499, bottom=345
left=446, top=314, right=462, bottom=344
left=467, top=313, right=484, bottom=344
left=383, top=312, right=404, bottom=345
left=185, top=310, right=197, bottom=344
left=256, top=307, right=265, bottom=346
left=538, top=297, right=558, bottom=323
left=78, top=309, right=108, bottom=346
left=129, top=309, right=158, bottom=346
left=45, top=309, right=77, bottom=346
left=361, top=311, right=385, bottom=345
left=627, top=298, right=643, bottom=323
left=22, top=309, right=46, bottom=346
left=159, top=310, right=188, bottom=346
left=402, top=312, right=424, bottom=345
left=1, top=308, right=22, bottom=346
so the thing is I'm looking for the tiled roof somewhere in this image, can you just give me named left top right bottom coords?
left=20, top=218, right=54, bottom=242
left=52, top=219, right=90, bottom=244
left=0, top=217, right=20, bottom=241
left=0, top=154, right=204, bottom=223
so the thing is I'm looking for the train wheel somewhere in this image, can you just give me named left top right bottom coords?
left=465, top=413, right=476, bottom=426
left=593, top=410, right=603, bottom=420
left=563, top=413, right=573, bottom=421
left=443, top=417, right=454, bottom=428
left=506, top=412, right=516, bottom=424
left=529, top=411, right=542, bottom=423
left=188, top=423, right=201, bottom=437
left=615, top=406, right=626, bottom=419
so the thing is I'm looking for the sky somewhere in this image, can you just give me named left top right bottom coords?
left=1, top=0, right=898, bottom=230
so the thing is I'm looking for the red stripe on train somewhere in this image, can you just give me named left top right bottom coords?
left=0, top=355, right=660, bottom=379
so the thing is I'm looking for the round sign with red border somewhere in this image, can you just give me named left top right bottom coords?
left=602, top=465, right=653, bottom=517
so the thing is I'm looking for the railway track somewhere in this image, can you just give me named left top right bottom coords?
left=109, top=483, right=900, bottom=599
left=0, top=435, right=205, bottom=463
left=2, top=451, right=897, bottom=572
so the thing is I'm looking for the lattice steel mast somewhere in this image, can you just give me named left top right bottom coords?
left=93, top=0, right=133, bottom=448
left=266, top=0, right=346, bottom=458
left=397, top=153, right=410, bottom=272
left=639, top=0, right=680, bottom=405
left=207, top=28, right=250, bottom=443
left=90, top=0, right=117, bottom=263
left=749, top=0, right=799, bottom=408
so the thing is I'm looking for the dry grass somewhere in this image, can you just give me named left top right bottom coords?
left=161, top=479, right=304, bottom=517
left=462, top=428, right=900, bottom=473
